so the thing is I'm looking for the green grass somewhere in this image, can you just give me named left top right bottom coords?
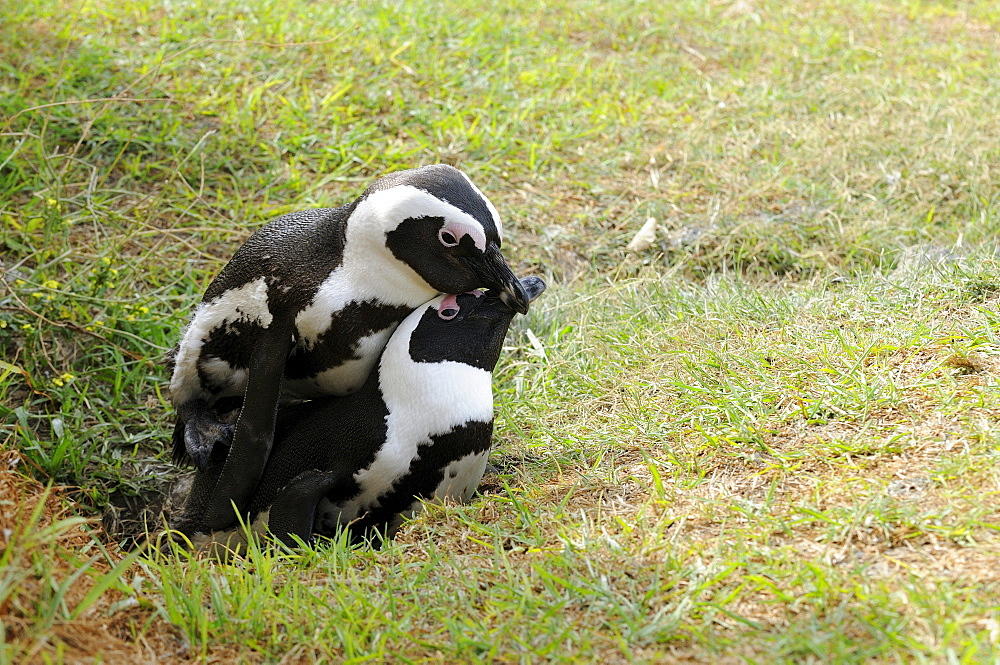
left=2, top=0, right=1000, bottom=661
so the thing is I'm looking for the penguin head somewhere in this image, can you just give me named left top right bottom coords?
left=360, top=165, right=531, bottom=314
left=408, top=276, right=546, bottom=372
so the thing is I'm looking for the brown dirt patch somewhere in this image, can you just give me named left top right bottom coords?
left=0, top=447, right=207, bottom=663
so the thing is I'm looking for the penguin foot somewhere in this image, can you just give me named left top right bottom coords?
left=268, top=469, right=345, bottom=548
left=183, top=416, right=235, bottom=470
left=172, top=398, right=239, bottom=468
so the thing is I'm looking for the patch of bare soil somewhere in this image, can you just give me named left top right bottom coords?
left=0, top=447, right=219, bottom=663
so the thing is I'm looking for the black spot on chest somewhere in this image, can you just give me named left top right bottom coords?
left=284, top=301, right=414, bottom=380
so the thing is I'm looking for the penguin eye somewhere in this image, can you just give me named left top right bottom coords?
left=438, top=307, right=459, bottom=320
left=438, top=228, right=459, bottom=247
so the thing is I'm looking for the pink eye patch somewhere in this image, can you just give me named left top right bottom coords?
left=436, top=290, right=485, bottom=320
left=440, top=220, right=486, bottom=252
left=438, top=294, right=460, bottom=320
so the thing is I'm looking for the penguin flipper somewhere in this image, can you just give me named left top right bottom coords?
left=168, top=452, right=228, bottom=540
left=200, top=320, right=295, bottom=531
left=267, top=469, right=347, bottom=547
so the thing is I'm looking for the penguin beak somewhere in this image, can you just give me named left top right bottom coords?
left=477, top=244, right=530, bottom=314
left=519, top=275, right=547, bottom=303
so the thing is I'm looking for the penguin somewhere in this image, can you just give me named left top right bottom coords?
left=169, top=164, right=530, bottom=533
left=172, top=276, right=546, bottom=551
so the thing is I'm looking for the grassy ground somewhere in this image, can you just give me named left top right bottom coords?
left=2, top=0, right=999, bottom=661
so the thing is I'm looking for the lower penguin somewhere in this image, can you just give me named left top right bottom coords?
left=174, top=275, right=545, bottom=551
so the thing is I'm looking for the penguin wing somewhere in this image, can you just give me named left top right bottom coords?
left=197, top=316, right=298, bottom=531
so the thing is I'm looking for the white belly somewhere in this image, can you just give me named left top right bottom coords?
left=313, top=449, right=490, bottom=537
left=430, top=450, right=491, bottom=503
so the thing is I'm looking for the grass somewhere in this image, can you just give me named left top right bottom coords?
left=1, top=0, right=999, bottom=661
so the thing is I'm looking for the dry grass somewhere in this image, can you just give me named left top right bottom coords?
left=2, top=0, right=1000, bottom=661
left=0, top=446, right=259, bottom=662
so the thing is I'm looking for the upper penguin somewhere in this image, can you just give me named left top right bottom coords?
left=168, top=164, right=529, bottom=532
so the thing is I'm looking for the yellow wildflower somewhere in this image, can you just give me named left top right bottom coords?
left=51, top=373, right=73, bottom=387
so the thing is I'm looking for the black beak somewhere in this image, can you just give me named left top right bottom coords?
left=519, top=275, right=546, bottom=303
left=478, top=244, right=530, bottom=314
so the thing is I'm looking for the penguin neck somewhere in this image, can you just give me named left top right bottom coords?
left=378, top=305, right=494, bottom=425
left=336, top=194, right=440, bottom=307
left=296, top=205, right=437, bottom=321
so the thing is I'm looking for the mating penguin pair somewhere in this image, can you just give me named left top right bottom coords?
left=169, top=165, right=531, bottom=533
left=173, top=276, right=545, bottom=549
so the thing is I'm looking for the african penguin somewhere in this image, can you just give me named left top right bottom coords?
left=172, top=276, right=546, bottom=551
left=169, top=164, right=530, bottom=533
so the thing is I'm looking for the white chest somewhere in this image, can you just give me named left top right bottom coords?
left=170, top=277, right=273, bottom=404
left=282, top=326, right=397, bottom=399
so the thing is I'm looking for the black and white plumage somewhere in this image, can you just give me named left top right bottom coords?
left=174, top=276, right=546, bottom=550
left=168, top=165, right=530, bottom=533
